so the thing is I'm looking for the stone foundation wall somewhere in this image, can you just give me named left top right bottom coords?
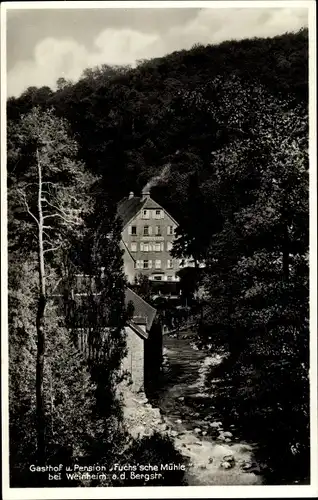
left=122, top=326, right=144, bottom=392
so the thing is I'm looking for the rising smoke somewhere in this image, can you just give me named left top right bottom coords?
left=142, top=163, right=171, bottom=193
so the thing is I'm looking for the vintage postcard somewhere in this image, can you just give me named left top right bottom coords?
left=1, top=1, right=317, bottom=499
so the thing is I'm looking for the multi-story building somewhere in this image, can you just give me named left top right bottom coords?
left=118, top=188, right=191, bottom=284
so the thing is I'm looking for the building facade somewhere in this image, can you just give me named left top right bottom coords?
left=118, top=189, right=192, bottom=284
left=52, top=274, right=161, bottom=394
left=122, top=287, right=162, bottom=393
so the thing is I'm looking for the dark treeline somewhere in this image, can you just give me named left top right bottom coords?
left=8, top=28, right=309, bottom=485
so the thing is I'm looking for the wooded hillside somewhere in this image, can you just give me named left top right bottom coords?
left=7, top=28, right=309, bottom=485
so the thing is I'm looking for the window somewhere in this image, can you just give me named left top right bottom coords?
left=154, top=210, right=162, bottom=219
left=143, top=243, right=149, bottom=252
left=155, top=225, right=161, bottom=236
left=143, top=260, right=149, bottom=269
left=153, top=275, right=162, bottom=281
left=128, top=225, right=137, bottom=235
left=143, top=226, right=149, bottom=236
left=167, top=241, right=173, bottom=251
left=167, top=259, right=173, bottom=269
left=142, top=210, right=150, bottom=219
left=131, top=243, right=137, bottom=252
left=154, top=243, right=161, bottom=252
left=167, top=226, right=174, bottom=235
left=167, top=275, right=173, bottom=281
left=155, top=259, right=161, bottom=269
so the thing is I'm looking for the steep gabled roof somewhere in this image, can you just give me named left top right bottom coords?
left=117, top=196, right=145, bottom=227
left=127, top=321, right=149, bottom=340
left=117, top=195, right=178, bottom=227
left=142, top=197, right=162, bottom=211
left=125, top=287, right=157, bottom=332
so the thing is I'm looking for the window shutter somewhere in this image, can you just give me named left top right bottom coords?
left=149, top=260, right=152, bottom=268
left=140, top=242, right=144, bottom=251
left=128, top=226, right=132, bottom=235
left=161, top=211, right=164, bottom=219
left=149, top=226, right=152, bottom=235
left=149, top=243, right=152, bottom=251
left=161, top=242, right=164, bottom=251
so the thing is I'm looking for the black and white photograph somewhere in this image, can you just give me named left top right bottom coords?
left=1, top=1, right=317, bottom=498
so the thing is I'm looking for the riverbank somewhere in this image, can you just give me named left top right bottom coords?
left=122, top=329, right=262, bottom=486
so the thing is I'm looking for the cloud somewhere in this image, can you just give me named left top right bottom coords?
left=7, top=7, right=308, bottom=97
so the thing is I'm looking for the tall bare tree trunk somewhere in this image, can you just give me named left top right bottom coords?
left=282, top=222, right=290, bottom=283
left=36, top=150, right=46, bottom=461
left=282, top=198, right=290, bottom=283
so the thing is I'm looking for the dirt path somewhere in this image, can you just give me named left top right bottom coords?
left=148, top=330, right=263, bottom=486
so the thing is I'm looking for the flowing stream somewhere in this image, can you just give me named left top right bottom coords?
left=148, top=329, right=263, bottom=486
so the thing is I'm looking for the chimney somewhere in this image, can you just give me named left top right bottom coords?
left=141, top=188, right=150, bottom=202
left=128, top=191, right=134, bottom=199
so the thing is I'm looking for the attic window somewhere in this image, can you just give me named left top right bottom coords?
left=154, top=210, right=162, bottom=219
left=131, top=226, right=137, bottom=235
left=142, top=210, right=150, bottom=219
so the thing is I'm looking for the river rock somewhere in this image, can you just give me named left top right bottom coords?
left=194, top=427, right=201, bottom=434
left=170, top=430, right=178, bottom=437
left=176, top=419, right=182, bottom=424
left=222, top=431, right=233, bottom=438
left=202, top=431, right=207, bottom=436
left=241, top=461, right=253, bottom=470
left=221, top=461, right=234, bottom=469
left=209, top=421, right=221, bottom=428
left=178, top=396, right=185, bottom=401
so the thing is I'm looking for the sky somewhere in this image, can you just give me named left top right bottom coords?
left=6, top=5, right=308, bottom=98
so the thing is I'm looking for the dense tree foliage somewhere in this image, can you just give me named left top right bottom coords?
left=7, top=108, right=128, bottom=485
left=7, top=28, right=309, bottom=485
left=8, top=106, right=185, bottom=487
